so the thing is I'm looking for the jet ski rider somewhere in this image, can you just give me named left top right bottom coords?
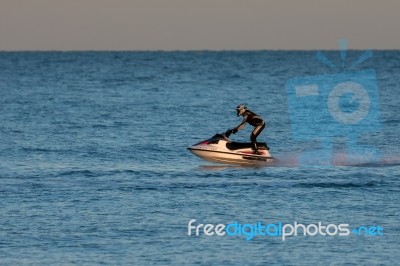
left=225, top=104, right=267, bottom=154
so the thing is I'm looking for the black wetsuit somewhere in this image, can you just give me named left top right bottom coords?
left=233, top=110, right=265, bottom=151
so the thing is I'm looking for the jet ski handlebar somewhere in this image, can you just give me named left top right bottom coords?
left=224, top=129, right=233, bottom=138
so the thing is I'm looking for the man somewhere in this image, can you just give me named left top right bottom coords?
left=226, top=104, right=267, bottom=154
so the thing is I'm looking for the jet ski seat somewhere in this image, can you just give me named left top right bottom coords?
left=226, top=142, right=269, bottom=150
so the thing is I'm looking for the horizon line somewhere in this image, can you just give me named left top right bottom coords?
left=1, top=48, right=400, bottom=52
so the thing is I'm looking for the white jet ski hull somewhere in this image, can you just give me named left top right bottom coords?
left=188, top=133, right=275, bottom=166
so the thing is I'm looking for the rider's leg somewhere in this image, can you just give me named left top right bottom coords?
left=251, top=122, right=265, bottom=154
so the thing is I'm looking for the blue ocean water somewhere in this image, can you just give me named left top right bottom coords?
left=0, top=51, right=399, bottom=265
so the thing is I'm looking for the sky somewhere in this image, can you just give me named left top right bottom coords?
left=1, top=0, right=399, bottom=50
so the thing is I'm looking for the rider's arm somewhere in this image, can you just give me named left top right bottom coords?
left=232, top=115, right=248, bottom=133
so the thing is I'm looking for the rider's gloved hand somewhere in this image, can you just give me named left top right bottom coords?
left=225, top=129, right=233, bottom=137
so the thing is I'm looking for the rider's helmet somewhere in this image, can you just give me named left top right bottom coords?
left=236, top=104, right=247, bottom=117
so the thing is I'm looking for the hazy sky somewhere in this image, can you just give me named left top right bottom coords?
left=1, top=0, right=399, bottom=50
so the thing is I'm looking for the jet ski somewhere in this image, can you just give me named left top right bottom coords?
left=188, top=132, right=275, bottom=165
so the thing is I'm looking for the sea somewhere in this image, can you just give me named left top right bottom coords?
left=0, top=51, right=399, bottom=265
